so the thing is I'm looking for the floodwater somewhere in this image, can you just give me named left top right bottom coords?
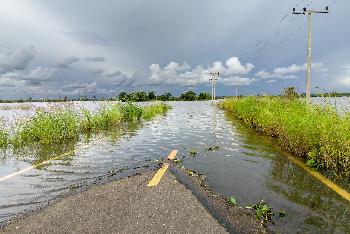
left=0, top=101, right=349, bottom=233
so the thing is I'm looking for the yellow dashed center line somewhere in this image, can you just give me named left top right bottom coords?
left=286, top=154, right=350, bottom=202
left=147, top=150, right=177, bottom=187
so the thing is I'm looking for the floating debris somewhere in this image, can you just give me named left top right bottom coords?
left=173, top=158, right=183, bottom=164
left=205, top=145, right=220, bottom=152
left=189, top=149, right=197, bottom=156
left=278, top=211, right=286, bottom=217
left=187, top=170, right=195, bottom=176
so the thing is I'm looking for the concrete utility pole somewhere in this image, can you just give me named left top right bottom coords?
left=292, top=6, right=329, bottom=103
left=209, top=72, right=219, bottom=102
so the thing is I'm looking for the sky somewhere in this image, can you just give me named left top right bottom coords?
left=0, top=0, right=348, bottom=99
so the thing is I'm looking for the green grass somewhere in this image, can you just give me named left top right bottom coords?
left=0, top=129, right=8, bottom=148
left=220, top=97, right=350, bottom=177
left=12, top=110, right=80, bottom=146
left=7, top=102, right=171, bottom=148
left=142, top=102, right=171, bottom=120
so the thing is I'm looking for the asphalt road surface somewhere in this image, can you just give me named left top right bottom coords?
left=2, top=171, right=229, bottom=234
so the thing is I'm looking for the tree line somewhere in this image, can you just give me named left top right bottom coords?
left=0, top=91, right=212, bottom=103
left=118, top=91, right=212, bottom=102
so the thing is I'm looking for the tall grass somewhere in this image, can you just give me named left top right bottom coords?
left=220, top=97, right=350, bottom=177
left=12, top=110, right=80, bottom=146
left=0, top=130, right=8, bottom=148
left=5, top=102, right=170, bottom=148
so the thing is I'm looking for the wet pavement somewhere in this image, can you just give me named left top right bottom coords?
left=2, top=171, right=231, bottom=234
left=0, top=101, right=349, bottom=233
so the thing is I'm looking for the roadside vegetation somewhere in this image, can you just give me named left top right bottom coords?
left=1, top=102, right=171, bottom=148
left=220, top=88, right=350, bottom=177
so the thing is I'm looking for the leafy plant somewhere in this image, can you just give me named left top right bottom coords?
left=247, top=200, right=274, bottom=223
left=228, top=196, right=237, bottom=207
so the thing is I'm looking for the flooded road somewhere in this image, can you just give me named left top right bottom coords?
left=0, top=101, right=349, bottom=233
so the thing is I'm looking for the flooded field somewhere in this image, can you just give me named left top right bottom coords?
left=0, top=101, right=349, bottom=233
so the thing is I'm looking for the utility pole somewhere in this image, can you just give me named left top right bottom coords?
left=293, top=6, right=329, bottom=103
left=209, top=72, right=219, bottom=102
left=235, top=86, right=238, bottom=98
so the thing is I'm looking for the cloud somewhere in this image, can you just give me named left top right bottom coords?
left=61, top=30, right=113, bottom=47
left=105, top=70, right=122, bottom=77
left=0, top=46, right=36, bottom=73
left=23, top=66, right=56, bottom=81
left=66, top=82, right=114, bottom=96
left=85, top=56, right=105, bottom=62
left=56, top=56, right=80, bottom=68
left=225, top=57, right=254, bottom=75
left=255, top=62, right=325, bottom=80
left=273, top=63, right=324, bottom=75
left=266, top=79, right=276, bottom=84
left=148, top=57, right=255, bottom=87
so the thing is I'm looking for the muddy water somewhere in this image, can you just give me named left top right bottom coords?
left=0, top=101, right=349, bottom=233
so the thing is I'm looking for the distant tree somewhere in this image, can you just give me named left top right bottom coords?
left=282, top=87, right=299, bottom=99
left=148, top=91, right=156, bottom=100
left=198, top=92, right=211, bottom=100
left=180, top=91, right=197, bottom=101
left=157, top=92, right=173, bottom=101
left=118, top=91, right=128, bottom=102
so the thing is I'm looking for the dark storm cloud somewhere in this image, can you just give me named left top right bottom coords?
left=0, top=0, right=349, bottom=98
left=0, top=46, right=36, bottom=73
left=56, top=56, right=80, bottom=68
left=85, top=57, right=105, bottom=62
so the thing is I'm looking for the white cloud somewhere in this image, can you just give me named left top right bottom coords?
left=148, top=57, right=255, bottom=87
left=255, top=62, right=325, bottom=81
left=225, top=57, right=254, bottom=75
left=273, top=63, right=324, bottom=75
left=266, top=79, right=276, bottom=84
left=25, top=66, right=56, bottom=81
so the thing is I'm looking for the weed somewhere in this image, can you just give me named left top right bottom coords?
left=246, top=200, right=274, bottom=223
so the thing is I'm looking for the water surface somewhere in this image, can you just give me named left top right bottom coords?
left=0, top=101, right=349, bottom=233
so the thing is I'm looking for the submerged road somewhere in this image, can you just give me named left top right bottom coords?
left=2, top=172, right=228, bottom=233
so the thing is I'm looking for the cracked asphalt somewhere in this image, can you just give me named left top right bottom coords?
left=2, top=171, right=228, bottom=234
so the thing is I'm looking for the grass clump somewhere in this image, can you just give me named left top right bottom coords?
left=12, top=110, right=80, bottom=146
left=0, top=129, right=8, bottom=148
left=220, top=97, right=350, bottom=177
left=9, top=102, right=171, bottom=147
left=141, top=102, right=171, bottom=120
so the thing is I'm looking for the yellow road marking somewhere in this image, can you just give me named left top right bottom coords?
left=286, top=154, right=350, bottom=202
left=147, top=163, right=169, bottom=187
left=147, top=150, right=178, bottom=187
left=167, top=150, right=178, bottom=160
